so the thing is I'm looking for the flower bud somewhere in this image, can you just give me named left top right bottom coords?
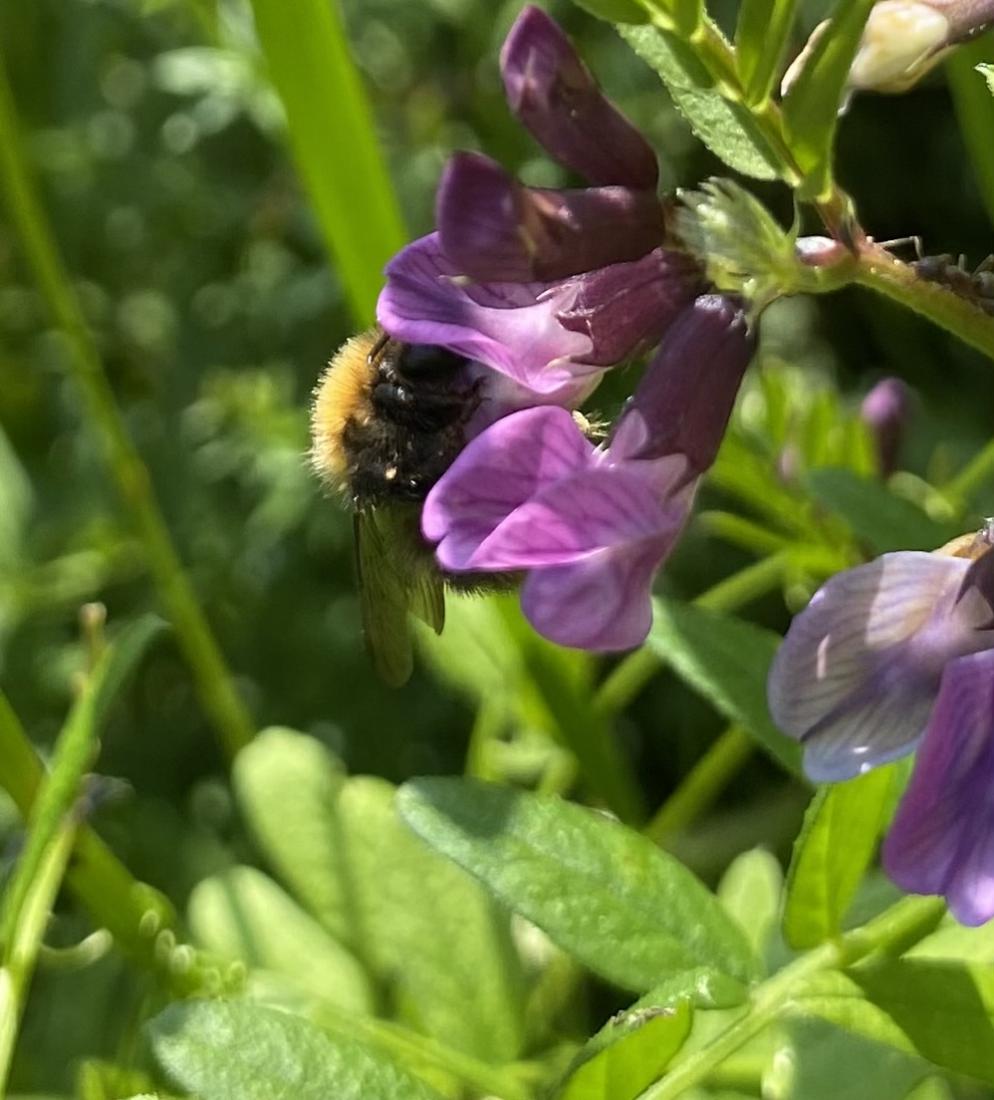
left=861, top=377, right=911, bottom=476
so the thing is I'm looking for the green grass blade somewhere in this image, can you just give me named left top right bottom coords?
left=249, top=0, right=407, bottom=325
left=946, top=40, right=994, bottom=231
left=735, top=0, right=799, bottom=106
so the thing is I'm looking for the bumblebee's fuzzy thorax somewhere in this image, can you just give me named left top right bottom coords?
left=311, top=327, right=481, bottom=506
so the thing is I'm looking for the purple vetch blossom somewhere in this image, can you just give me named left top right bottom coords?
left=768, top=524, right=994, bottom=923
left=421, top=295, right=754, bottom=650
left=376, top=5, right=702, bottom=412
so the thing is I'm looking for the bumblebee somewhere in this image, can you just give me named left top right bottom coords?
left=312, top=327, right=500, bottom=685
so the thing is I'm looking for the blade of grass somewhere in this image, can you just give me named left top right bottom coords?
left=249, top=0, right=407, bottom=325
left=946, top=39, right=994, bottom=231
left=0, top=47, right=255, bottom=761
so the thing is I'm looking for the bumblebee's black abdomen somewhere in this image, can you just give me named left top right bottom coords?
left=342, top=337, right=481, bottom=505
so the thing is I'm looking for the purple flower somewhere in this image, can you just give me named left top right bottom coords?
left=376, top=6, right=701, bottom=409
left=422, top=296, right=754, bottom=650
left=861, top=377, right=911, bottom=476
left=768, top=525, right=994, bottom=923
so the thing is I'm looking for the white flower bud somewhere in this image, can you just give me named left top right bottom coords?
left=848, top=0, right=950, bottom=92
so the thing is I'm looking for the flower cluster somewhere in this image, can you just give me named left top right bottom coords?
left=374, top=5, right=754, bottom=650
left=769, top=524, right=994, bottom=924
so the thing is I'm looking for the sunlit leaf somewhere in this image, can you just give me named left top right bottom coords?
left=188, top=866, right=373, bottom=1014
left=718, top=848, right=783, bottom=964
left=735, top=0, right=799, bottom=106
left=781, top=0, right=876, bottom=199
left=399, top=779, right=759, bottom=991
left=619, top=25, right=782, bottom=180
left=648, top=598, right=802, bottom=775
left=149, top=1000, right=443, bottom=1100
left=783, top=767, right=896, bottom=949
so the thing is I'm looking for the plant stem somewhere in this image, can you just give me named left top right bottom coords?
left=645, top=725, right=753, bottom=844
left=942, top=435, right=994, bottom=508
left=635, top=895, right=945, bottom=1100
left=596, top=552, right=791, bottom=715
left=854, top=243, right=994, bottom=364
left=0, top=51, right=253, bottom=761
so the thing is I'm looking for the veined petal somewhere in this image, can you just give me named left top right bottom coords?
left=521, top=537, right=674, bottom=651
left=422, top=406, right=593, bottom=570
left=500, top=6, right=658, bottom=188
left=884, top=650, right=994, bottom=926
left=377, top=234, right=596, bottom=396
left=556, top=249, right=704, bottom=367
left=768, top=553, right=974, bottom=782
left=436, top=152, right=664, bottom=283
left=468, top=460, right=688, bottom=569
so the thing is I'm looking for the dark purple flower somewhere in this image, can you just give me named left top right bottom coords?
left=500, top=5, right=659, bottom=189
left=421, top=296, right=754, bottom=650
left=768, top=523, right=994, bottom=922
left=861, top=377, right=911, bottom=476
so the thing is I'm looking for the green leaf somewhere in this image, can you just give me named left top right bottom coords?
left=187, top=866, right=373, bottom=1014
left=570, top=0, right=649, bottom=23
left=909, top=915, right=994, bottom=964
left=233, top=728, right=350, bottom=942
left=781, top=0, right=876, bottom=199
left=337, top=776, right=525, bottom=1064
left=149, top=1000, right=443, bottom=1100
left=853, top=959, right=994, bottom=1084
left=786, top=969, right=916, bottom=1054
left=559, top=999, right=692, bottom=1100
left=0, top=424, right=31, bottom=569
left=783, top=767, right=895, bottom=949
left=807, top=468, right=955, bottom=553
left=398, top=779, right=758, bottom=991
left=718, top=848, right=783, bottom=964
left=247, top=0, right=406, bottom=323
left=946, top=43, right=994, bottom=230
left=619, top=25, right=782, bottom=180
left=647, top=598, right=802, bottom=775
left=735, top=0, right=799, bottom=106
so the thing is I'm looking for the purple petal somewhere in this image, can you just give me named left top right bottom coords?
left=884, top=650, right=994, bottom=926
left=768, top=552, right=975, bottom=782
left=556, top=249, right=704, bottom=367
left=436, top=152, right=664, bottom=283
left=422, top=406, right=593, bottom=569
left=500, top=6, right=658, bottom=188
left=468, top=460, right=689, bottom=569
left=377, top=233, right=597, bottom=397
left=607, top=295, right=753, bottom=473
left=521, top=537, right=674, bottom=651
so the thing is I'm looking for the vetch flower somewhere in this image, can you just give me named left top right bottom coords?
left=421, top=295, right=754, bottom=650
left=377, top=5, right=702, bottom=409
left=768, top=524, right=994, bottom=923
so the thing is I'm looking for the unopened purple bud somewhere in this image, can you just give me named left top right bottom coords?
left=555, top=248, right=703, bottom=366
left=436, top=152, right=664, bottom=283
left=500, top=6, right=659, bottom=189
left=608, top=295, right=755, bottom=477
left=861, top=377, right=911, bottom=476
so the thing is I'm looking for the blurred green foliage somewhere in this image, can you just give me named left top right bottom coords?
left=1, top=0, right=994, bottom=1094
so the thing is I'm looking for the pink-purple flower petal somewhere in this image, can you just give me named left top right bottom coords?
left=500, top=5, right=659, bottom=189
left=436, top=152, right=664, bottom=283
left=884, top=650, right=994, bottom=926
left=422, top=406, right=593, bottom=570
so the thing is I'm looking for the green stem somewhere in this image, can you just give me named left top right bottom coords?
left=645, top=725, right=753, bottom=844
left=596, top=552, right=791, bottom=715
left=636, top=895, right=945, bottom=1100
left=942, top=435, right=994, bottom=508
left=0, top=51, right=253, bottom=761
left=854, top=244, right=994, bottom=365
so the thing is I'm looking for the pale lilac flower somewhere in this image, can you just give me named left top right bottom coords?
left=768, top=526, right=994, bottom=923
left=422, top=295, right=754, bottom=650
left=376, top=5, right=701, bottom=409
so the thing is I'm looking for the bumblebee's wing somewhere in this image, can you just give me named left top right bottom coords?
left=354, top=509, right=444, bottom=685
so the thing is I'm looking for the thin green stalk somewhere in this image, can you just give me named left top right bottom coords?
left=0, top=49, right=253, bottom=761
left=596, top=552, right=791, bottom=715
left=465, top=697, right=506, bottom=782
left=635, top=895, right=945, bottom=1100
left=854, top=244, right=994, bottom=364
left=942, top=435, right=994, bottom=509
left=645, top=725, right=753, bottom=844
